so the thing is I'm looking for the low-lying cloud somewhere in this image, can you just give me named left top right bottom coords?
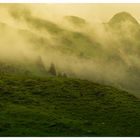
left=0, top=4, right=140, bottom=97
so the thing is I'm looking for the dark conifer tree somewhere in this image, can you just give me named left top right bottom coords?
left=36, top=56, right=46, bottom=73
left=48, top=63, right=56, bottom=76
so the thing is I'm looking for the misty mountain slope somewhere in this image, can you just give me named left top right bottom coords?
left=10, top=7, right=64, bottom=35
left=16, top=16, right=96, bottom=57
left=26, top=16, right=63, bottom=35
left=0, top=19, right=53, bottom=51
left=0, top=22, right=49, bottom=76
left=0, top=6, right=140, bottom=98
left=64, top=15, right=87, bottom=27
left=9, top=8, right=102, bottom=57
left=0, top=74, right=140, bottom=136
left=109, top=12, right=139, bottom=27
left=94, top=13, right=140, bottom=97
left=108, top=11, right=140, bottom=43
left=0, top=21, right=56, bottom=76
left=18, top=28, right=53, bottom=50
left=0, top=20, right=102, bottom=79
left=24, top=18, right=102, bottom=58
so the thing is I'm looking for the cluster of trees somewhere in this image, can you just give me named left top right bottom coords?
left=37, top=56, right=67, bottom=77
left=48, top=63, right=67, bottom=78
left=0, top=56, right=68, bottom=78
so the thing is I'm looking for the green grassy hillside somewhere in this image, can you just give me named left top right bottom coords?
left=0, top=73, right=140, bottom=136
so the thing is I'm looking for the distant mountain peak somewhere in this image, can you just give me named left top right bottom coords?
left=109, top=11, right=139, bottom=26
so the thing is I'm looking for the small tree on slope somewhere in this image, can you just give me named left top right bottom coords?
left=48, top=63, right=57, bottom=76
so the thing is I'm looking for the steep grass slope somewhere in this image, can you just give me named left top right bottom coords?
left=0, top=73, right=140, bottom=136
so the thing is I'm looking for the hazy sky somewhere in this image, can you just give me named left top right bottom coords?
left=1, top=4, right=140, bottom=25
left=28, top=4, right=140, bottom=23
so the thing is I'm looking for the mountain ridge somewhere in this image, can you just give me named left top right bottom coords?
left=108, top=11, right=139, bottom=27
